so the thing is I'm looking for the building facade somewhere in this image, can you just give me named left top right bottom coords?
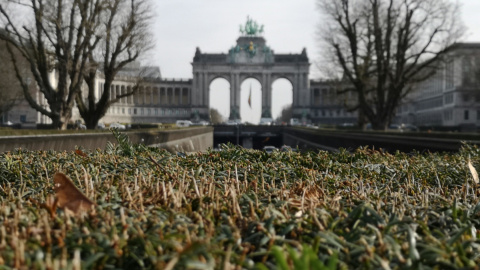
left=396, top=43, right=480, bottom=131
left=309, top=80, right=358, bottom=126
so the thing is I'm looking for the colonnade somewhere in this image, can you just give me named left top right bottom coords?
left=97, top=83, right=191, bottom=106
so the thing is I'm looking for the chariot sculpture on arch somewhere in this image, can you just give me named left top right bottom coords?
left=239, top=16, right=264, bottom=36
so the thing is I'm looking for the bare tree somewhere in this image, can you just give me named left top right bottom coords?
left=0, top=0, right=153, bottom=129
left=0, top=0, right=95, bottom=129
left=0, top=39, right=25, bottom=123
left=276, top=105, right=292, bottom=124
left=76, top=0, right=153, bottom=129
left=209, top=108, right=224, bottom=124
left=317, top=0, right=464, bottom=130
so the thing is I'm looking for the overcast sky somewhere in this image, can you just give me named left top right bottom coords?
left=147, top=0, right=480, bottom=79
left=145, top=0, right=480, bottom=122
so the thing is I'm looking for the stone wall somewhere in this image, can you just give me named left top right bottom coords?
left=0, top=127, right=213, bottom=153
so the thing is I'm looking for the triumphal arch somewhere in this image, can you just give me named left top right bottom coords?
left=190, top=17, right=310, bottom=120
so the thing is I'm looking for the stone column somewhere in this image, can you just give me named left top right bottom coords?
left=300, top=71, right=310, bottom=107
left=261, top=73, right=272, bottom=118
left=235, top=73, right=241, bottom=114
left=203, top=73, right=208, bottom=107
left=191, top=73, right=197, bottom=106
left=162, top=88, right=167, bottom=105
left=230, top=73, right=235, bottom=110
left=229, top=72, right=241, bottom=120
left=293, top=74, right=299, bottom=107
left=142, top=87, right=146, bottom=105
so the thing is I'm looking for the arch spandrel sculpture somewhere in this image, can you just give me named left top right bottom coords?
left=191, top=17, right=310, bottom=121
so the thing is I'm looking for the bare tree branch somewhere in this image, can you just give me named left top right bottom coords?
left=317, top=0, right=464, bottom=130
left=75, top=0, right=154, bottom=129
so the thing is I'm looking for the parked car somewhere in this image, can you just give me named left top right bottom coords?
left=339, top=123, right=355, bottom=127
left=225, top=120, right=241, bottom=125
left=74, top=120, right=86, bottom=130
left=192, top=120, right=210, bottom=126
left=401, top=124, right=419, bottom=132
left=97, top=122, right=106, bottom=129
left=109, top=122, right=126, bottom=130
left=388, top=124, right=403, bottom=131
left=259, top=118, right=274, bottom=126
left=263, top=145, right=277, bottom=153
left=176, top=120, right=193, bottom=127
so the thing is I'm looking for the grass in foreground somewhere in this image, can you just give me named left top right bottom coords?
left=0, top=132, right=480, bottom=269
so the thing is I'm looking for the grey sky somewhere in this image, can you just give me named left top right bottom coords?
left=147, top=0, right=480, bottom=80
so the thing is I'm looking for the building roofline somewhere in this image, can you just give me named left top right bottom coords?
left=449, top=42, right=480, bottom=49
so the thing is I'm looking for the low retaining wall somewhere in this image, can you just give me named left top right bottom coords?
left=283, top=127, right=480, bottom=153
left=0, top=127, right=214, bottom=153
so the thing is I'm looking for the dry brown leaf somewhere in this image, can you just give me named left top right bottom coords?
left=53, top=172, right=95, bottom=215
left=468, top=160, right=479, bottom=185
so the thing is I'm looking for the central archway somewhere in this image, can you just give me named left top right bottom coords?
left=240, top=78, right=261, bottom=124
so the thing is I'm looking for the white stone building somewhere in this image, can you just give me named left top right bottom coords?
left=396, top=43, right=480, bottom=131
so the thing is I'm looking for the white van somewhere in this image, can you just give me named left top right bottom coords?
left=290, top=118, right=300, bottom=126
left=176, top=120, right=193, bottom=127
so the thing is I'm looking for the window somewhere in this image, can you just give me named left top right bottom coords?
left=444, top=94, right=454, bottom=104
left=134, top=108, right=137, bottom=115
left=20, top=115, right=26, bottom=123
left=464, top=110, right=469, bottom=120
left=446, top=60, right=454, bottom=89
left=444, top=110, right=453, bottom=121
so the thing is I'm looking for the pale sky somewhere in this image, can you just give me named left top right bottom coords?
left=145, top=0, right=480, bottom=123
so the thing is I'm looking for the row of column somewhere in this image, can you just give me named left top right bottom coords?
left=99, top=83, right=191, bottom=106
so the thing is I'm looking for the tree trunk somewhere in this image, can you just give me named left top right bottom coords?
left=84, top=112, right=104, bottom=130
